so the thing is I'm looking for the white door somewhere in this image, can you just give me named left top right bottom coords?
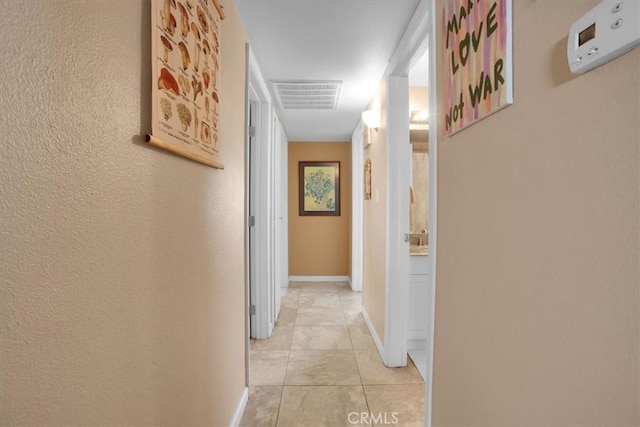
left=380, top=0, right=434, bottom=375
left=350, top=121, right=364, bottom=292
left=271, top=114, right=281, bottom=323
left=278, top=127, right=289, bottom=295
left=248, top=100, right=258, bottom=338
left=247, top=51, right=275, bottom=339
left=384, top=76, right=412, bottom=367
left=250, top=100, right=275, bottom=339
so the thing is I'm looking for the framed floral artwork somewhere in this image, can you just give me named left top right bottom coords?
left=299, top=161, right=340, bottom=216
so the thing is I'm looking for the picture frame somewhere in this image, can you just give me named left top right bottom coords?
left=442, top=0, right=513, bottom=136
left=364, top=159, right=372, bottom=200
left=299, top=161, right=340, bottom=216
left=148, top=0, right=225, bottom=169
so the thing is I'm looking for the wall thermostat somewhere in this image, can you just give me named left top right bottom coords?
left=568, top=0, right=640, bottom=74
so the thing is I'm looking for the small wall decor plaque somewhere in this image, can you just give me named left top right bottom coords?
left=364, top=159, right=372, bottom=200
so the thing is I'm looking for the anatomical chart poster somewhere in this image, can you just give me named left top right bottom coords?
left=442, top=0, right=513, bottom=136
left=149, top=0, right=224, bottom=168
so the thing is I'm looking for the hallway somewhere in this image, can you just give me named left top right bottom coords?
left=241, top=282, right=424, bottom=426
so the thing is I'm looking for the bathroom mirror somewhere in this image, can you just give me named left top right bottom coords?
left=409, top=87, right=429, bottom=256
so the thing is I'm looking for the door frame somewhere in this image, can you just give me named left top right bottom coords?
left=247, top=46, right=277, bottom=340
left=382, top=0, right=439, bottom=425
left=384, top=75, right=411, bottom=368
left=272, top=114, right=288, bottom=320
left=424, top=2, right=439, bottom=422
left=383, top=0, right=432, bottom=367
left=244, top=43, right=251, bottom=388
left=350, top=120, right=364, bottom=292
left=275, top=123, right=289, bottom=294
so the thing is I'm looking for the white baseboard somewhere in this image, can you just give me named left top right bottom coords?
left=407, top=338, right=427, bottom=350
left=361, top=307, right=385, bottom=362
left=229, top=386, right=249, bottom=426
left=407, top=331, right=428, bottom=341
left=289, top=275, right=350, bottom=283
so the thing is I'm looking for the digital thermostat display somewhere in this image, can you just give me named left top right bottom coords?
left=567, top=1, right=640, bottom=74
left=578, top=23, right=596, bottom=46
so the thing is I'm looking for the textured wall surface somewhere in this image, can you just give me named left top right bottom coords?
left=0, top=0, right=248, bottom=424
left=288, top=142, right=352, bottom=276
left=432, top=0, right=639, bottom=425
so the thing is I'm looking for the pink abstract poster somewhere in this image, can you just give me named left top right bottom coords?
left=442, top=0, right=513, bottom=136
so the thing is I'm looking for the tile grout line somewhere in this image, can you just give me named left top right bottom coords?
left=338, top=282, right=374, bottom=425
left=275, top=283, right=405, bottom=425
left=273, top=384, right=285, bottom=427
left=341, top=293, right=374, bottom=424
left=283, top=299, right=297, bottom=384
left=274, top=298, right=297, bottom=427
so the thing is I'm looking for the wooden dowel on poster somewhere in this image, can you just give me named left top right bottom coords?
left=145, top=134, right=224, bottom=170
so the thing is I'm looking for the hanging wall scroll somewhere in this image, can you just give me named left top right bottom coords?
left=148, top=0, right=225, bottom=168
left=442, top=0, right=513, bottom=136
left=364, top=159, right=372, bottom=201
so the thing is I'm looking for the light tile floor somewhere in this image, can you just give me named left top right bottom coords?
left=241, top=282, right=425, bottom=427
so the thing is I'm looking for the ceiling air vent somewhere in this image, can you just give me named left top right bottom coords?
left=272, top=80, right=342, bottom=110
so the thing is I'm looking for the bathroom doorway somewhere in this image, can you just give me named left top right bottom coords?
left=383, top=2, right=438, bottom=423
left=407, top=46, right=431, bottom=380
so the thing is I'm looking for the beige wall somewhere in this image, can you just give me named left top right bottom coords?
left=409, top=86, right=428, bottom=111
left=0, top=1, right=248, bottom=424
left=362, top=79, right=388, bottom=342
left=433, top=1, right=639, bottom=425
left=288, top=142, right=352, bottom=276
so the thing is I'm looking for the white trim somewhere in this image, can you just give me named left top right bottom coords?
left=248, top=97, right=259, bottom=339
left=350, top=120, right=365, bottom=293
left=383, top=76, right=411, bottom=368
left=248, top=51, right=271, bottom=103
left=229, top=386, right=249, bottom=426
left=272, top=115, right=282, bottom=321
left=425, top=1, right=438, bottom=425
left=248, top=47, right=275, bottom=340
left=288, top=275, right=350, bottom=283
left=379, top=1, right=438, bottom=424
left=279, top=126, right=289, bottom=290
left=407, top=338, right=427, bottom=349
left=362, top=307, right=385, bottom=359
left=243, top=43, right=251, bottom=390
left=382, top=0, right=432, bottom=370
left=386, top=0, right=432, bottom=77
left=408, top=348, right=428, bottom=382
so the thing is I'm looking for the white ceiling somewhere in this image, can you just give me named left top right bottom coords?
left=234, top=0, right=420, bottom=141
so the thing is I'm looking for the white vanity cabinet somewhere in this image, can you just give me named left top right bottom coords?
left=408, top=252, right=430, bottom=380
